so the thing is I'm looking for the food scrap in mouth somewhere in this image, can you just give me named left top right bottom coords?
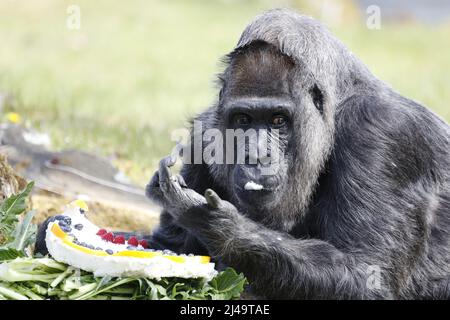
left=244, top=181, right=264, bottom=191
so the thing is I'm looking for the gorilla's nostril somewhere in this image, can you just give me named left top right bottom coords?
left=258, top=154, right=272, bottom=166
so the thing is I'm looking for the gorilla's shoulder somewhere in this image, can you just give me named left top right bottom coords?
left=333, top=93, right=449, bottom=185
left=335, top=93, right=449, bottom=141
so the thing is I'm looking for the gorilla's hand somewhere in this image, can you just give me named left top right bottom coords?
left=178, top=188, right=242, bottom=255
left=146, top=155, right=207, bottom=215
left=146, top=155, right=240, bottom=238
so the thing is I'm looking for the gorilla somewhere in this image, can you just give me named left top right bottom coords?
left=145, top=9, right=450, bottom=299
left=36, top=9, right=450, bottom=299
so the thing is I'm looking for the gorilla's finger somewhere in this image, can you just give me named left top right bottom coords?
left=169, top=153, right=178, bottom=166
left=145, top=185, right=166, bottom=206
left=205, top=189, right=222, bottom=209
left=176, top=174, right=188, bottom=188
left=166, top=154, right=177, bottom=167
left=158, top=156, right=174, bottom=184
left=146, top=171, right=161, bottom=196
left=148, top=170, right=160, bottom=188
left=145, top=170, right=168, bottom=206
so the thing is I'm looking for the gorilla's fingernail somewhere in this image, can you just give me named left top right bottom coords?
left=169, top=155, right=177, bottom=165
left=178, top=175, right=188, bottom=188
left=205, top=189, right=219, bottom=208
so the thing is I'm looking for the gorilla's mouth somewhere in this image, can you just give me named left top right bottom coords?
left=234, top=181, right=278, bottom=205
left=244, top=181, right=264, bottom=191
left=231, top=164, right=282, bottom=206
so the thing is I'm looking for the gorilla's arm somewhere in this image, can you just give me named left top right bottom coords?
left=147, top=156, right=375, bottom=299
left=177, top=192, right=370, bottom=299
left=147, top=210, right=209, bottom=256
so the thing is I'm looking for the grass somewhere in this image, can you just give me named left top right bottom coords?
left=1, top=0, right=449, bottom=186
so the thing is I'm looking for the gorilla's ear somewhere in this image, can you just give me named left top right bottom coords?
left=309, top=84, right=324, bottom=115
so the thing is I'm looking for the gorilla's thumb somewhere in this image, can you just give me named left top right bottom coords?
left=205, top=189, right=221, bottom=209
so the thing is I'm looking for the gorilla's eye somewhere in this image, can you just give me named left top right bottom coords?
left=233, top=113, right=252, bottom=126
left=271, top=115, right=287, bottom=127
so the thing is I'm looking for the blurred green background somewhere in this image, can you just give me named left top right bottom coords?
left=1, top=0, right=449, bottom=186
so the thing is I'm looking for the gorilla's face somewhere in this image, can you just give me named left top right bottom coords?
left=212, top=42, right=332, bottom=229
left=217, top=42, right=296, bottom=213
left=224, top=97, right=293, bottom=210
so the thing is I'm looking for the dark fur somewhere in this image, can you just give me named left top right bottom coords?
left=146, top=9, right=450, bottom=299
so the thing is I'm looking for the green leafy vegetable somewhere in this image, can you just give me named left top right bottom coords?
left=0, top=182, right=34, bottom=220
left=0, top=182, right=36, bottom=261
left=0, top=249, right=24, bottom=262
left=8, top=210, right=37, bottom=252
left=0, top=258, right=247, bottom=300
left=206, top=268, right=248, bottom=299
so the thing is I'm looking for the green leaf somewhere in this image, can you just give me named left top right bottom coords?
left=0, top=283, right=29, bottom=300
left=0, top=248, right=24, bottom=262
left=8, top=210, right=37, bottom=252
left=208, top=268, right=248, bottom=300
left=0, top=182, right=34, bottom=218
left=0, top=182, right=35, bottom=253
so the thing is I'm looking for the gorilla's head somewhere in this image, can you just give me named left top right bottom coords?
left=218, top=42, right=296, bottom=208
left=211, top=40, right=333, bottom=230
left=201, top=9, right=381, bottom=231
